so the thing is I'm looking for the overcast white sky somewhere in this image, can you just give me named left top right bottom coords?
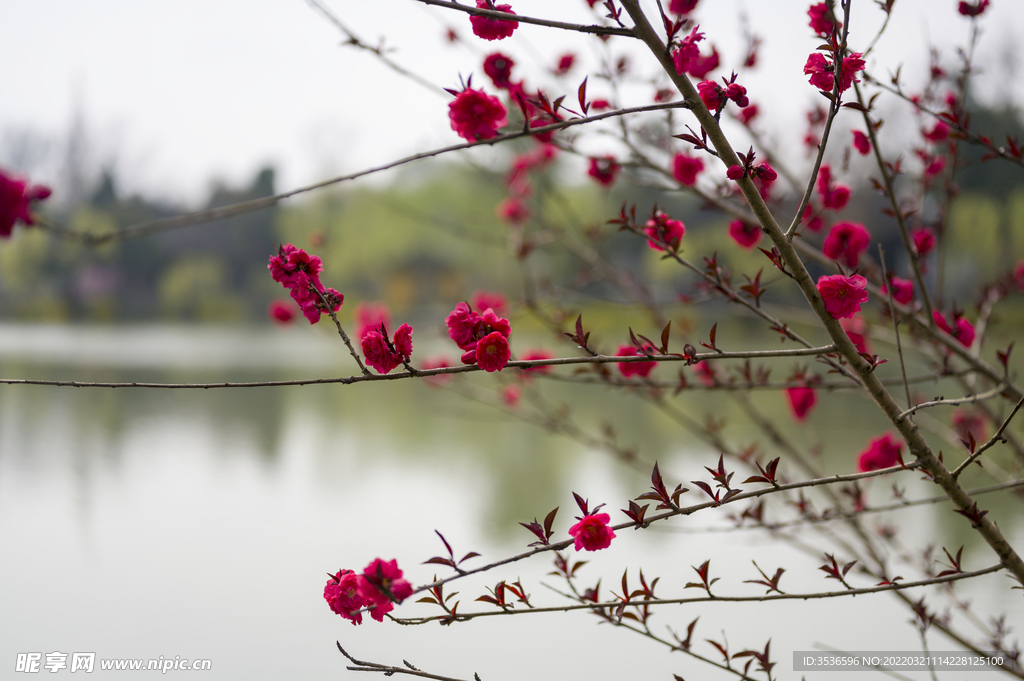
left=1, top=0, right=1020, bottom=206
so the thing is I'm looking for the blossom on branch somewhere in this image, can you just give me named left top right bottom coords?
left=804, top=52, right=865, bottom=93
left=822, top=221, right=870, bottom=268
left=448, top=87, right=508, bottom=142
left=568, top=513, right=616, bottom=551
left=882, top=276, right=914, bottom=305
left=469, top=0, right=518, bottom=41
left=1, top=168, right=52, bottom=238
left=358, top=558, right=414, bottom=622
left=672, top=26, right=705, bottom=75
left=911, top=227, right=936, bottom=257
left=817, top=273, right=869, bottom=319
left=933, top=310, right=976, bottom=348
left=362, top=323, right=414, bottom=375
left=324, top=569, right=370, bottom=626
left=669, top=0, right=699, bottom=14
left=857, top=433, right=903, bottom=472
left=643, top=212, right=686, bottom=252
left=446, top=302, right=512, bottom=372
left=268, top=244, right=342, bottom=324
left=474, top=331, right=512, bottom=372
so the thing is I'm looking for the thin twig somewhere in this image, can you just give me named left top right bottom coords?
left=879, top=244, right=914, bottom=410
left=952, top=394, right=1024, bottom=479
left=414, top=0, right=636, bottom=37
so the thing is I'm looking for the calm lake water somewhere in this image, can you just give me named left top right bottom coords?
left=1, top=324, right=1021, bottom=680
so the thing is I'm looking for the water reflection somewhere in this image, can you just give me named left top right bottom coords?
left=1, top=324, right=1022, bottom=680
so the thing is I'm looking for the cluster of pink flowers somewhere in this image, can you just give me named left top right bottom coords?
left=268, top=244, right=343, bottom=324
left=857, top=433, right=903, bottom=472
left=362, top=323, right=414, bottom=375
left=817, top=273, right=869, bottom=319
left=446, top=302, right=513, bottom=372
left=643, top=211, right=686, bottom=252
left=448, top=86, right=508, bottom=142
left=324, top=559, right=413, bottom=625
left=727, top=162, right=777, bottom=200
left=469, top=0, right=518, bottom=41
left=804, top=52, right=865, bottom=93
left=697, top=78, right=748, bottom=113
left=568, top=512, right=616, bottom=551
left=1, top=168, right=52, bottom=239
left=822, top=222, right=870, bottom=268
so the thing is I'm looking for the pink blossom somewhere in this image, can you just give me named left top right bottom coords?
left=737, top=104, right=759, bottom=126
left=669, top=0, right=699, bottom=13
left=616, top=345, right=657, bottom=378
left=449, top=87, right=508, bottom=141
left=933, top=310, right=976, bottom=348
left=268, top=300, right=295, bottom=325
left=697, top=79, right=725, bottom=112
left=362, top=330, right=403, bottom=375
left=802, top=204, right=824, bottom=232
left=554, top=53, right=575, bottom=76
left=324, top=569, right=370, bottom=625
left=882, top=276, right=914, bottom=305
left=786, top=386, right=817, bottom=422
left=958, top=0, right=990, bottom=16
left=502, top=384, right=521, bottom=407
left=687, top=46, right=720, bottom=79
left=911, top=227, right=936, bottom=257
left=469, top=0, right=518, bottom=41
left=568, top=513, right=616, bottom=551
left=725, top=82, right=749, bottom=108
left=643, top=213, right=686, bottom=252
left=671, top=27, right=705, bottom=75
left=588, top=156, right=620, bottom=187
left=446, top=302, right=483, bottom=350
left=923, top=121, right=950, bottom=142
left=0, top=168, right=52, bottom=238
left=804, top=52, right=865, bottom=93
left=268, top=244, right=342, bottom=325
left=475, top=331, right=512, bottom=372
left=472, top=290, right=508, bottom=317
left=822, top=221, right=870, bottom=268
left=591, top=99, right=611, bottom=111
left=483, top=52, right=515, bottom=88
left=356, top=302, right=391, bottom=341
left=857, top=433, right=903, bottom=472
left=497, top=196, right=530, bottom=225
left=672, top=153, right=704, bottom=186
left=361, top=323, right=413, bottom=375
left=817, top=273, right=869, bottom=319
left=808, top=2, right=837, bottom=35
left=751, top=163, right=777, bottom=199
left=728, top=219, right=762, bottom=249
left=358, top=559, right=414, bottom=622
left=816, top=166, right=851, bottom=210
left=852, top=130, right=872, bottom=155
left=726, top=165, right=744, bottom=180
left=923, top=154, right=946, bottom=177
left=841, top=315, right=871, bottom=354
